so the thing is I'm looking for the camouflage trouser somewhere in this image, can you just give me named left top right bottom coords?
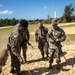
left=38, top=41, right=49, bottom=57
left=49, top=47, right=61, bottom=64
left=21, top=44, right=27, bottom=61
left=7, top=44, right=20, bottom=72
left=0, top=67, right=2, bottom=73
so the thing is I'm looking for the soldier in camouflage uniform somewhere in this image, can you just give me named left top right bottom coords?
left=21, top=28, right=30, bottom=63
left=7, top=19, right=28, bottom=75
left=47, top=19, right=66, bottom=69
left=35, top=20, right=49, bottom=59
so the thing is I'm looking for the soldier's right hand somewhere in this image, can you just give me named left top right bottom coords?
left=19, top=58, right=24, bottom=64
left=50, top=39, right=54, bottom=43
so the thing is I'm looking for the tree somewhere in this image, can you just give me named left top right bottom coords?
left=71, top=15, right=75, bottom=22
left=62, top=4, right=75, bottom=22
left=47, top=14, right=50, bottom=19
left=0, top=19, right=3, bottom=26
left=11, top=18, right=16, bottom=25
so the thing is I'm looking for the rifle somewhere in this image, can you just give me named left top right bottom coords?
left=27, top=42, right=33, bottom=48
left=60, top=48, right=66, bottom=61
left=21, top=39, right=33, bottom=48
left=50, top=36, right=66, bottom=61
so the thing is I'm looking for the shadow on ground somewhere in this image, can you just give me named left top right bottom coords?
left=27, top=57, right=49, bottom=64
left=20, top=57, right=75, bottom=75
left=26, top=51, right=67, bottom=64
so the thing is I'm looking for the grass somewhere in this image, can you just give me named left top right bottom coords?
left=60, top=24, right=75, bottom=28
left=0, top=28, right=12, bottom=44
left=66, top=34, right=75, bottom=42
left=0, top=24, right=75, bottom=47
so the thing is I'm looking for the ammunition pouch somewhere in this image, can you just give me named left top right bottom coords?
left=36, top=36, right=46, bottom=42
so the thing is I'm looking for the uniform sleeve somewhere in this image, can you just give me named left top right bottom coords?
left=11, top=35, right=22, bottom=60
left=26, top=28, right=30, bottom=42
left=59, top=30, right=66, bottom=42
left=35, top=30, right=38, bottom=42
left=47, top=29, right=52, bottom=42
left=44, top=27, right=48, bottom=40
left=46, top=28, right=48, bottom=34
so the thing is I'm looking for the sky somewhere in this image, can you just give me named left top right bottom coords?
left=0, top=0, right=75, bottom=20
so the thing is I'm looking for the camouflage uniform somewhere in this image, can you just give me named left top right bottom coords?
left=47, top=19, right=66, bottom=69
left=7, top=23, right=27, bottom=74
left=21, top=28, right=30, bottom=63
left=35, top=26, right=49, bottom=59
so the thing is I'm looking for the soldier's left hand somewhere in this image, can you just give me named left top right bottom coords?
left=55, top=38, right=59, bottom=42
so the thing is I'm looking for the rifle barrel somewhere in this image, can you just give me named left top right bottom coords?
left=28, top=42, right=33, bottom=48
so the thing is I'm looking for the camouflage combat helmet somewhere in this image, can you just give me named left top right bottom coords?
left=51, top=18, right=58, bottom=25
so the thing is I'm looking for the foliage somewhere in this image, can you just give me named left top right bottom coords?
left=0, top=18, right=19, bottom=27
left=71, top=15, right=75, bottom=22
left=0, top=4, right=75, bottom=27
left=61, top=4, right=75, bottom=22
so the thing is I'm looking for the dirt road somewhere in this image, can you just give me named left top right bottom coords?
left=1, top=42, right=75, bottom=75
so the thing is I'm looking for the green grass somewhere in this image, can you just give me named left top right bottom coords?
left=0, top=24, right=75, bottom=46
left=60, top=24, right=75, bottom=28
left=66, top=34, right=75, bottom=42
left=29, top=24, right=38, bottom=32
left=0, top=28, right=12, bottom=45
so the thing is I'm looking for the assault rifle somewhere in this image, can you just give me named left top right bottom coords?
left=50, top=36, right=66, bottom=61
left=27, top=42, right=33, bottom=48
left=21, top=39, right=33, bottom=48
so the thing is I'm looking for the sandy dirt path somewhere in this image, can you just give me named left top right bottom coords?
left=0, top=22, right=75, bottom=75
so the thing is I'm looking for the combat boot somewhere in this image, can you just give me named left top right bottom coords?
left=24, top=58, right=29, bottom=64
left=48, top=63, right=52, bottom=69
left=46, top=52, right=49, bottom=57
left=0, top=67, right=2, bottom=73
left=42, top=55, right=44, bottom=60
left=57, top=63, right=60, bottom=70
left=24, top=59, right=27, bottom=63
left=47, top=54, right=48, bottom=57
left=46, top=54, right=49, bottom=60
left=16, top=66, right=20, bottom=75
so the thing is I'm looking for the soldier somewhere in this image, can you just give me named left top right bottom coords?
left=7, top=19, right=28, bottom=75
left=21, top=28, right=30, bottom=63
left=35, top=20, right=49, bottom=60
left=47, top=19, right=66, bottom=69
